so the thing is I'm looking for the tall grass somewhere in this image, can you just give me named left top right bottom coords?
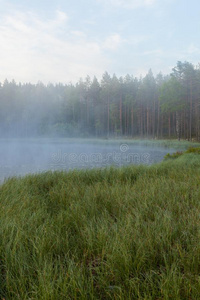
left=0, top=154, right=200, bottom=299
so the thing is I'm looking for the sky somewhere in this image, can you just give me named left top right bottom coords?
left=0, top=0, right=200, bottom=84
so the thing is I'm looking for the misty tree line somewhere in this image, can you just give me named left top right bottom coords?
left=0, top=61, right=200, bottom=140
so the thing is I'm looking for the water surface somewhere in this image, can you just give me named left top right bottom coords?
left=0, top=139, right=177, bottom=183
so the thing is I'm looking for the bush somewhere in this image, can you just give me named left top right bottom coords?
left=164, top=151, right=183, bottom=160
left=185, top=147, right=200, bottom=154
left=164, top=147, right=200, bottom=160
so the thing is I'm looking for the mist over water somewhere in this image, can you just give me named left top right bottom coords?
left=0, top=139, right=177, bottom=184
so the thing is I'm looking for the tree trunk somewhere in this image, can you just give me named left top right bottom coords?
left=131, top=104, right=134, bottom=136
left=119, top=95, right=122, bottom=135
left=107, top=97, right=110, bottom=137
left=157, top=103, right=160, bottom=138
left=168, top=113, right=171, bottom=139
left=176, top=111, right=180, bottom=141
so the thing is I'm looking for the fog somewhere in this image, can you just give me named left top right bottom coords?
left=1, top=67, right=199, bottom=185
left=0, top=138, right=177, bottom=184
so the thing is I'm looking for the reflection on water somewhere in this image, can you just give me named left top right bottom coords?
left=0, top=139, right=176, bottom=183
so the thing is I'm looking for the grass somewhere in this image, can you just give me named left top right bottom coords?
left=164, top=147, right=200, bottom=160
left=0, top=153, right=200, bottom=299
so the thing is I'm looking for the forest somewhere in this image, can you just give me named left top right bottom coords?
left=0, top=61, right=200, bottom=140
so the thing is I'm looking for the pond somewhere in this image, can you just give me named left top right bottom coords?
left=0, top=138, right=178, bottom=183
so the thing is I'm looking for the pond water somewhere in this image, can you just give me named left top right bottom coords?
left=0, top=139, right=177, bottom=183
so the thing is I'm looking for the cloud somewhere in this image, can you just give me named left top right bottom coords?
left=0, top=10, right=109, bottom=83
left=141, top=49, right=163, bottom=56
left=97, top=0, right=158, bottom=9
left=187, top=44, right=200, bottom=54
left=103, top=34, right=122, bottom=50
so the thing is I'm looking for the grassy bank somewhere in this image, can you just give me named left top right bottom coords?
left=0, top=153, right=200, bottom=299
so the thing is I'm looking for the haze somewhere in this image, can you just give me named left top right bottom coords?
left=0, top=0, right=199, bottom=183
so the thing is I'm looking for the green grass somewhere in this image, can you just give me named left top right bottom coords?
left=164, top=147, right=200, bottom=160
left=0, top=153, right=200, bottom=299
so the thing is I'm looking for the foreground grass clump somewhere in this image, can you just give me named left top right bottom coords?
left=164, top=147, right=200, bottom=160
left=185, top=147, right=200, bottom=154
left=164, top=151, right=183, bottom=160
left=0, top=155, right=200, bottom=299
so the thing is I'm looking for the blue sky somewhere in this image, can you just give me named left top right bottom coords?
left=0, top=0, right=200, bottom=83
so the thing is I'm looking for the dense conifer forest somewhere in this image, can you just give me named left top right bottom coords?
left=0, top=61, right=200, bottom=140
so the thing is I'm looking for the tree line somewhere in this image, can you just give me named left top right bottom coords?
left=0, top=61, right=200, bottom=140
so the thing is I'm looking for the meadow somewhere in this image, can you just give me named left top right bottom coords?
left=0, top=146, right=200, bottom=299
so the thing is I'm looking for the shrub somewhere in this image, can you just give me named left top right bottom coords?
left=185, top=147, right=200, bottom=154
left=164, top=151, right=183, bottom=160
left=164, top=147, right=200, bottom=160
